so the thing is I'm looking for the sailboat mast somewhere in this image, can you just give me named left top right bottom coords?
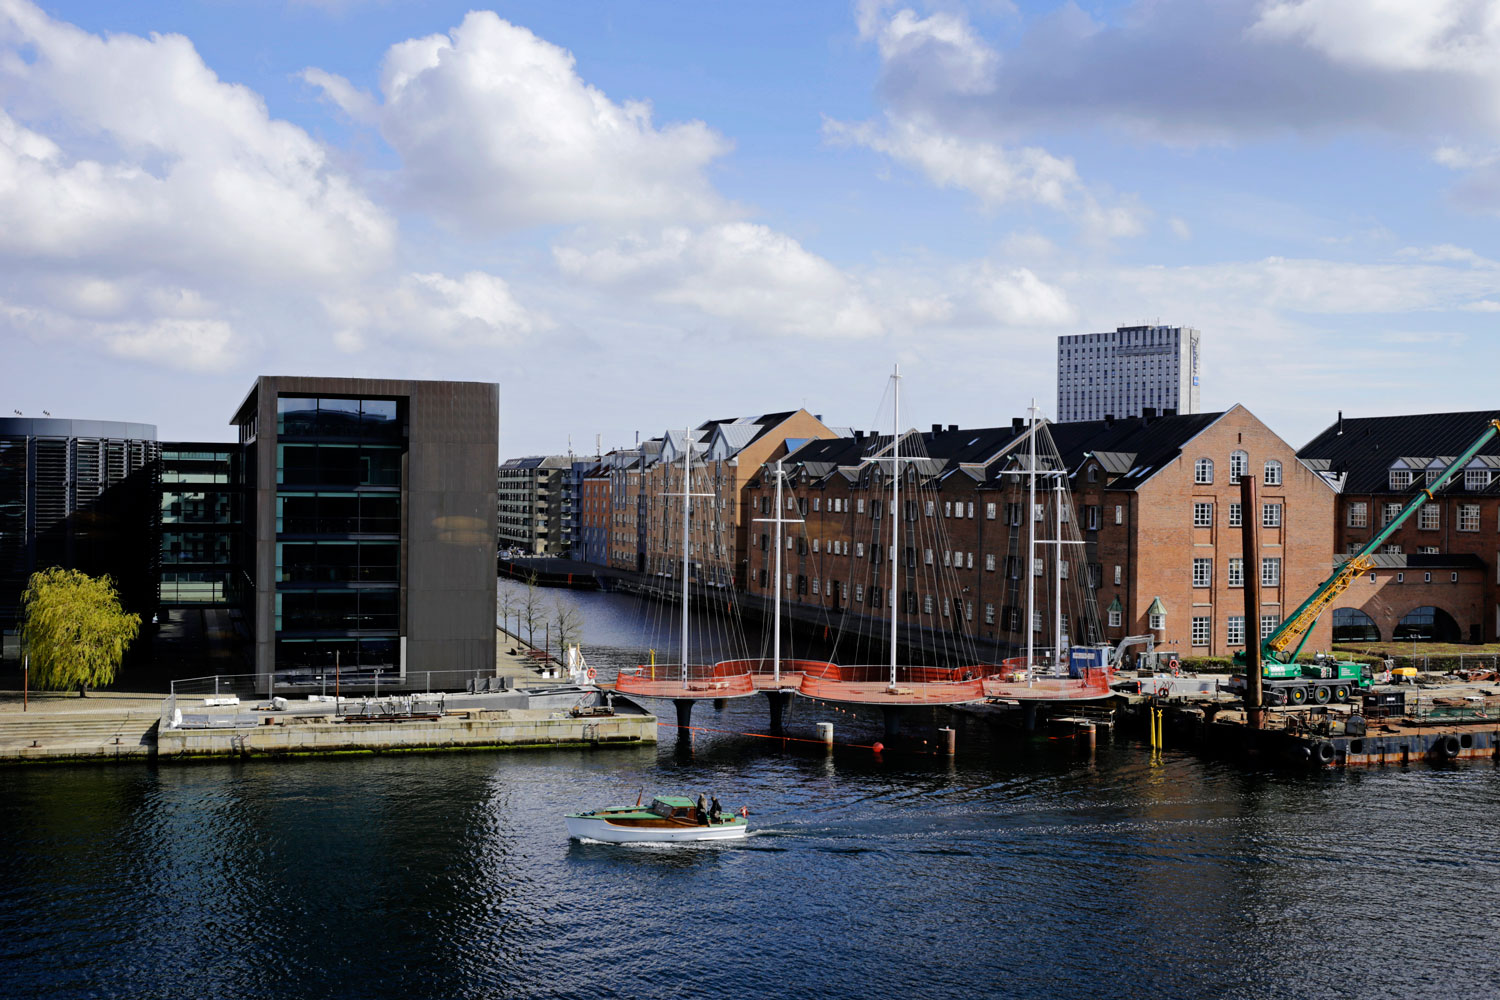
left=1054, top=468, right=1065, bottom=671
left=681, top=429, right=691, bottom=688
left=772, top=458, right=784, bottom=686
left=1026, top=399, right=1036, bottom=673
left=890, top=364, right=901, bottom=688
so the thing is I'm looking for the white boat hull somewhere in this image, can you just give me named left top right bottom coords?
left=565, top=815, right=748, bottom=844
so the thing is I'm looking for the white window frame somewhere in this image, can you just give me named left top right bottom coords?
left=1193, top=558, right=1212, bottom=588
left=1227, top=615, right=1245, bottom=646
left=1262, top=557, right=1281, bottom=587
left=1229, top=450, right=1248, bottom=484
left=1113, top=565, right=1122, bottom=585
left=1467, top=469, right=1492, bottom=491
left=1193, top=502, right=1213, bottom=527
left=1389, top=468, right=1413, bottom=490
left=1191, top=616, right=1210, bottom=647
left=1263, top=460, right=1282, bottom=486
left=1459, top=503, right=1481, bottom=532
left=1262, top=503, right=1282, bottom=528
left=1194, top=458, right=1214, bottom=484
left=1228, top=503, right=1242, bottom=527
left=1418, top=506, right=1439, bottom=530
left=1227, top=557, right=1244, bottom=587
left=1108, top=608, right=1123, bottom=628
left=1347, top=502, right=1367, bottom=528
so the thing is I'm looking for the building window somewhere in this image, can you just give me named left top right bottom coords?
left=1262, top=557, right=1281, bottom=586
left=925, top=500, right=935, bottom=516
left=1193, top=502, right=1213, bottom=527
left=1059, top=559, right=1068, bottom=579
left=1389, top=468, right=1413, bottom=490
left=1347, top=502, right=1368, bottom=528
left=1466, top=469, right=1492, bottom=491
left=1419, top=545, right=1439, bottom=555
left=985, top=553, right=996, bottom=572
left=1085, top=505, right=1099, bottom=530
left=924, top=547, right=934, bottom=565
left=1228, top=503, right=1242, bottom=527
left=1383, top=503, right=1402, bottom=526
left=1230, top=450, right=1248, bottom=483
left=1382, top=543, right=1403, bottom=554
left=1113, top=565, right=1122, bottom=585
left=855, top=542, right=864, bottom=558
left=1264, top=460, right=1282, bottom=486
left=986, top=502, right=996, bottom=520
left=1262, top=503, right=1282, bottom=528
left=1228, top=557, right=1244, bottom=587
left=1194, top=458, right=1214, bottom=484
left=1193, top=558, right=1212, bottom=587
left=923, top=593, right=934, bottom=614
left=812, top=577, right=820, bottom=595
left=1114, top=505, right=1123, bottom=525
left=1109, top=607, right=1122, bottom=628
left=1033, top=558, right=1044, bottom=577
left=1192, top=616, right=1210, bottom=646
left=1396, top=572, right=1404, bottom=583
left=1227, top=615, right=1245, bottom=646
left=967, top=502, right=975, bottom=519
left=944, top=501, right=952, bottom=517
left=812, top=498, right=820, bottom=512
left=857, top=498, right=865, bottom=514
left=1149, top=610, right=1166, bottom=630
left=984, top=603, right=995, bottom=625
left=855, top=584, right=864, bottom=602
left=1460, top=504, right=1481, bottom=531
left=1261, top=614, right=1280, bottom=637
left=1418, top=506, right=1439, bottom=530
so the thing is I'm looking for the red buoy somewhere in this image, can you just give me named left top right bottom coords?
left=871, top=741, right=884, bottom=754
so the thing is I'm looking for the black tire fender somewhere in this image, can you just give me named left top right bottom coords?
left=1435, top=734, right=1461, bottom=760
left=1313, top=741, right=1336, bottom=766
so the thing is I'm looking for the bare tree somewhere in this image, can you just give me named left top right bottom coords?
left=521, top=572, right=544, bottom=646
left=553, top=596, right=585, bottom=656
left=497, top=580, right=521, bottom=638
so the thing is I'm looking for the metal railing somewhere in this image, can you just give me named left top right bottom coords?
left=169, top=668, right=500, bottom=698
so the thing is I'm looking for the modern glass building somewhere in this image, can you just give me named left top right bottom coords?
left=158, top=444, right=242, bottom=607
left=233, top=377, right=499, bottom=690
left=0, top=418, right=160, bottom=658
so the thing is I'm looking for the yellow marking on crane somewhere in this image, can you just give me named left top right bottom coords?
left=1266, top=554, right=1374, bottom=653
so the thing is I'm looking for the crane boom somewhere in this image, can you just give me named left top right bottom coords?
left=1261, top=418, right=1500, bottom=666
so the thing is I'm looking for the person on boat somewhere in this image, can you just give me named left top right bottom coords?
left=697, top=792, right=709, bottom=825
left=709, top=796, right=723, bottom=824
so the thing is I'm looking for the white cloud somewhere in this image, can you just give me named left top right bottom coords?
left=556, top=224, right=886, bottom=338
left=305, top=11, right=733, bottom=231
left=1251, top=0, right=1500, bottom=76
left=326, top=271, right=545, bottom=352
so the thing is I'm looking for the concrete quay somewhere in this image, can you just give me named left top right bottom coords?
left=157, top=704, right=657, bottom=760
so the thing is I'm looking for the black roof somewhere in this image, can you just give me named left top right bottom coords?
left=757, top=410, right=1230, bottom=492
left=1298, top=409, right=1500, bottom=495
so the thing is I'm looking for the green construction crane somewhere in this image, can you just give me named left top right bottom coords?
left=1234, top=418, right=1500, bottom=706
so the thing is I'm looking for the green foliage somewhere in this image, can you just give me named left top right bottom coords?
left=21, top=567, right=141, bottom=694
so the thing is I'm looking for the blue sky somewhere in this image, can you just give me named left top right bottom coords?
left=3, top=0, right=1499, bottom=456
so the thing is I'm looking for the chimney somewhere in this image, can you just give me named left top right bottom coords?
left=948, top=424, right=958, bottom=432
left=854, top=429, right=864, bottom=440
left=932, top=423, right=943, bottom=434
left=1143, top=406, right=1157, bottom=420
left=1104, top=414, right=1115, bottom=427
left=1337, top=410, right=1344, bottom=436
left=1163, top=407, right=1177, bottom=417
left=1011, top=417, right=1025, bottom=434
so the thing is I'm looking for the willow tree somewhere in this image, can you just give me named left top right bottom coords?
left=21, top=568, right=141, bottom=697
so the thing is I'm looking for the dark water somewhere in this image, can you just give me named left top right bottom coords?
left=4, top=592, right=1500, bottom=999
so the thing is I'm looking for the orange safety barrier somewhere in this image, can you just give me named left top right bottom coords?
left=796, top=663, right=986, bottom=705
left=614, top=661, right=756, bottom=700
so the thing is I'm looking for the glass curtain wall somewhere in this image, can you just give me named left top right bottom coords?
left=272, top=397, right=404, bottom=680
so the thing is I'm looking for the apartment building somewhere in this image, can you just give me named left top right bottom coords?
left=497, top=455, right=570, bottom=556
left=741, top=406, right=1331, bottom=660
left=1057, top=326, right=1201, bottom=422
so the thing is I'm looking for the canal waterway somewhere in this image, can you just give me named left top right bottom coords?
left=3, top=590, right=1499, bottom=999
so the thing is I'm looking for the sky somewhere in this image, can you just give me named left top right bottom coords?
left=3, top=0, right=1499, bottom=458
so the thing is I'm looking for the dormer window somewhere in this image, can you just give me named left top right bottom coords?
left=1389, top=468, right=1413, bottom=490
left=1466, top=468, right=1492, bottom=491
left=1088, top=464, right=1099, bottom=483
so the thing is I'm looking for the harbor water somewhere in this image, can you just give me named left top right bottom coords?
left=4, top=590, right=1500, bottom=999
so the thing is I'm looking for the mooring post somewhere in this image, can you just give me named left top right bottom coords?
left=817, top=721, right=834, bottom=747
left=939, top=726, right=956, bottom=755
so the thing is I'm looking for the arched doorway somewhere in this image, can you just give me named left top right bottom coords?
left=1332, top=607, right=1380, bottom=643
left=1393, top=606, right=1461, bottom=642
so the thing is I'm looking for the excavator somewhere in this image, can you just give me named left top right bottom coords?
left=1232, top=418, right=1500, bottom=707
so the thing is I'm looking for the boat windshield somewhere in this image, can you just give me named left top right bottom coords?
left=650, top=799, right=676, bottom=818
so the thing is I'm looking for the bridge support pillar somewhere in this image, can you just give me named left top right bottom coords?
left=882, top=706, right=902, bottom=741
left=673, top=699, right=694, bottom=731
left=764, top=691, right=791, bottom=734
left=1022, top=702, right=1038, bottom=732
